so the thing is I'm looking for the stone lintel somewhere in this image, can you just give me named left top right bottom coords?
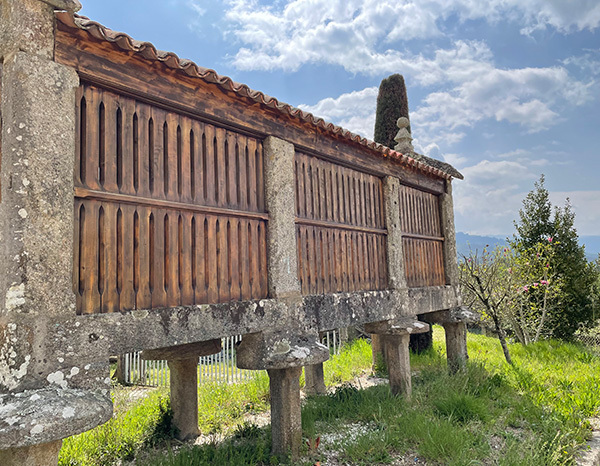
left=236, top=332, right=329, bottom=370
left=365, top=318, right=430, bottom=336
left=14, top=287, right=461, bottom=379
left=142, top=339, right=221, bottom=361
left=0, top=388, right=112, bottom=450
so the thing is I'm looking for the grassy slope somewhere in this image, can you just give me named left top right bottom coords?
left=60, top=330, right=600, bottom=466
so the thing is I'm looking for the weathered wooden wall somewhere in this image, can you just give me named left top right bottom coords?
left=399, top=185, right=445, bottom=287
left=74, top=85, right=268, bottom=314
left=294, top=152, right=387, bottom=294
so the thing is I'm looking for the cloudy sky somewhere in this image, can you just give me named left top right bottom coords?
left=80, top=0, right=600, bottom=239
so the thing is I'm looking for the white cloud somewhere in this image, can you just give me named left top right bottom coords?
left=453, top=159, right=540, bottom=235
left=297, top=87, right=378, bottom=138
left=221, top=0, right=600, bottom=74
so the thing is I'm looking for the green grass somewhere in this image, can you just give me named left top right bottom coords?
left=59, top=389, right=174, bottom=466
left=60, top=331, right=600, bottom=465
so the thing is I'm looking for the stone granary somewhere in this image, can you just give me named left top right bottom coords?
left=0, top=0, right=470, bottom=463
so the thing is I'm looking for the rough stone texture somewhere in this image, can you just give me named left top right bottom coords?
left=365, top=318, right=430, bottom=336
left=443, top=321, right=468, bottom=373
left=0, top=3, right=113, bottom=459
left=168, top=358, right=200, bottom=440
left=427, top=306, right=478, bottom=325
left=237, top=330, right=329, bottom=370
left=0, top=51, right=80, bottom=393
left=0, top=388, right=111, bottom=449
left=304, top=363, right=326, bottom=395
left=0, top=439, right=62, bottom=466
left=40, top=0, right=81, bottom=11
left=383, top=176, right=406, bottom=290
left=440, top=180, right=460, bottom=286
left=382, top=334, right=411, bottom=397
left=0, top=0, right=55, bottom=60
left=268, top=367, right=303, bottom=459
left=263, top=136, right=301, bottom=298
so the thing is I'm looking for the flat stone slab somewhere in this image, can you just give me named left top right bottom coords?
left=0, top=388, right=112, bottom=449
left=365, top=318, right=430, bottom=335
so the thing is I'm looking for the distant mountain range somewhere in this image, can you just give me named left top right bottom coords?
left=455, top=232, right=600, bottom=262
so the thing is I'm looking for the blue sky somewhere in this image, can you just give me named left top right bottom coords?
left=79, top=0, right=600, bottom=240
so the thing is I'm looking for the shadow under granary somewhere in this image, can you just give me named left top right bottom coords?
left=0, top=0, right=473, bottom=463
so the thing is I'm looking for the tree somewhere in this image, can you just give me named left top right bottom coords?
left=507, top=239, right=564, bottom=344
left=460, top=246, right=514, bottom=364
left=373, top=74, right=410, bottom=149
left=511, top=175, right=597, bottom=339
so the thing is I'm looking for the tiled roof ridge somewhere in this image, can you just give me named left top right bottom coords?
left=56, top=12, right=462, bottom=181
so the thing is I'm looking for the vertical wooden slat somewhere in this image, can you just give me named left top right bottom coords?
left=101, top=202, right=119, bottom=313
left=119, top=204, right=136, bottom=311
left=240, top=219, right=251, bottom=300
left=206, top=215, right=219, bottom=303
left=246, top=138, right=258, bottom=212
left=256, top=141, right=265, bottom=211
left=119, top=97, right=136, bottom=196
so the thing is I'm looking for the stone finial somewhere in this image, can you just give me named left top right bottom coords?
left=394, top=117, right=413, bottom=154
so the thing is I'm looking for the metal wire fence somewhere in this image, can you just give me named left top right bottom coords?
left=122, top=330, right=342, bottom=387
left=575, top=332, right=600, bottom=350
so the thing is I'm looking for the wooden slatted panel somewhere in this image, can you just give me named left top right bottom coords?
left=294, top=152, right=387, bottom=295
left=398, top=185, right=445, bottom=287
left=74, top=84, right=267, bottom=314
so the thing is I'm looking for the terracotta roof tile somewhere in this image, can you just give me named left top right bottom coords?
left=55, top=12, right=462, bottom=181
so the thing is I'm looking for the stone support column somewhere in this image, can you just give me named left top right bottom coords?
left=304, top=363, right=326, bottom=395
left=168, top=358, right=200, bottom=440
left=365, top=319, right=429, bottom=397
left=439, top=180, right=468, bottom=370
left=0, top=2, right=112, bottom=464
left=371, top=176, right=406, bottom=371
left=381, top=334, right=411, bottom=397
left=237, top=135, right=328, bottom=460
left=268, top=367, right=303, bottom=458
left=142, top=339, right=221, bottom=440
left=443, top=321, right=468, bottom=373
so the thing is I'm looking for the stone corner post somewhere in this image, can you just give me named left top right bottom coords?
left=440, top=179, right=468, bottom=372
left=0, top=1, right=111, bottom=465
left=237, top=135, right=328, bottom=460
